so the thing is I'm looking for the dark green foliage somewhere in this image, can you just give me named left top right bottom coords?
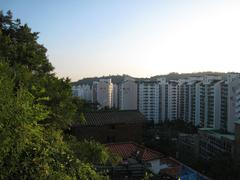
left=0, top=10, right=112, bottom=179
left=0, top=10, right=53, bottom=74
left=67, top=137, right=121, bottom=166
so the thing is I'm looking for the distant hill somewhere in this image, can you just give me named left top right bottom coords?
left=72, top=72, right=231, bottom=86
left=72, top=75, right=135, bottom=86
left=151, top=72, right=227, bottom=80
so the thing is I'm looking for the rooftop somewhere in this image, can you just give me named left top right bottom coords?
left=77, top=110, right=146, bottom=126
left=199, top=128, right=235, bottom=141
left=105, top=142, right=209, bottom=179
left=105, top=142, right=164, bottom=161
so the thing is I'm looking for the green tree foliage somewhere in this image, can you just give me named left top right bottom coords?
left=0, top=10, right=112, bottom=179
left=67, top=137, right=121, bottom=166
left=0, top=10, right=75, bottom=129
left=0, top=11, right=53, bottom=74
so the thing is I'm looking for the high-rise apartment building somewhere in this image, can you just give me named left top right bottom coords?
left=72, top=73, right=240, bottom=133
left=138, top=78, right=178, bottom=123
left=92, top=81, right=98, bottom=103
left=96, top=79, right=113, bottom=108
left=198, top=76, right=223, bottom=129
left=112, top=84, right=119, bottom=109
left=178, top=77, right=203, bottom=126
left=72, top=84, right=92, bottom=102
left=159, top=78, right=168, bottom=121
left=178, top=79, right=188, bottom=121
left=167, top=80, right=178, bottom=120
left=236, top=89, right=240, bottom=122
left=226, top=74, right=240, bottom=133
left=119, top=79, right=138, bottom=110
left=138, top=80, right=161, bottom=123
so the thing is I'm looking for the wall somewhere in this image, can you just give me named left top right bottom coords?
left=72, top=123, right=143, bottom=143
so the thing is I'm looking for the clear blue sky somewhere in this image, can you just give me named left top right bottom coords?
left=1, top=0, right=240, bottom=80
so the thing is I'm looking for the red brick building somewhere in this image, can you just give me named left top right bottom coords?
left=71, top=110, right=145, bottom=143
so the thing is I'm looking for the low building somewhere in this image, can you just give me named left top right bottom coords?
left=71, top=111, right=145, bottom=143
left=198, top=128, right=235, bottom=161
left=106, top=142, right=164, bottom=175
left=178, top=133, right=199, bottom=162
left=104, top=142, right=209, bottom=180
left=234, top=120, right=240, bottom=162
left=178, top=121, right=240, bottom=163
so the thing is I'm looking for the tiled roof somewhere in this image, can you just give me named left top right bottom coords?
left=80, top=110, right=145, bottom=126
left=105, top=142, right=210, bottom=179
left=105, top=142, right=163, bottom=161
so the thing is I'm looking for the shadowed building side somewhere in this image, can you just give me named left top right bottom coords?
left=71, top=110, right=145, bottom=143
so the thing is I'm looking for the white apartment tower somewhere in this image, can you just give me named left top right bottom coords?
left=138, top=80, right=161, bottom=123
left=198, top=76, right=222, bottom=129
left=178, top=74, right=240, bottom=132
left=226, top=74, right=240, bottom=133
left=72, top=84, right=92, bottom=102
left=167, top=80, right=178, bottom=121
left=178, top=79, right=188, bottom=121
left=138, top=78, right=178, bottom=123
left=73, top=73, right=240, bottom=133
left=178, top=77, right=203, bottom=126
left=236, top=88, right=240, bottom=123
left=119, top=79, right=138, bottom=110
left=112, top=84, right=119, bottom=109
left=92, top=81, right=98, bottom=103
left=159, top=78, right=168, bottom=121
left=96, top=79, right=113, bottom=108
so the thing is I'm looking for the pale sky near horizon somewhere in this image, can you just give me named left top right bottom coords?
left=1, top=0, right=240, bottom=81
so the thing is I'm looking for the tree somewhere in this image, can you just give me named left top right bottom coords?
left=0, top=10, right=53, bottom=74
left=67, top=137, right=121, bottom=166
left=0, top=11, right=113, bottom=179
left=0, top=60, right=107, bottom=179
left=0, top=10, right=76, bottom=129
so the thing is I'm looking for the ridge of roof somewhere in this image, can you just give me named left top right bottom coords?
left=105, top=141, right=164, bottom=161
left=80, top=111, right=146, bottom=126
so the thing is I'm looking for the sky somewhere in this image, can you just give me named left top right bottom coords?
left=1, top=0, right=240, bottom=81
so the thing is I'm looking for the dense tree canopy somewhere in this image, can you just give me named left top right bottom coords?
left=0, top=10, right=115, bottom=179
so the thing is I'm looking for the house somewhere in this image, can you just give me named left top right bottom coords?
left=71, top=110, right=145, bottom=143
left=105, top=142, right=210, bottom=180
left=106, top=142, right=164, bottom=174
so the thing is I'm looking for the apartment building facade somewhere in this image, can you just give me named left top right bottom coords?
left=167, top=80, right=178, bottom=121
left=73, top=74, right=240, bottom=133
left=72, top=84, right=92, bottom=102
left=137, top=78, right=179, bottom=123
left=119, top=79, right=138, bottom=110
left=96, top=79, right=114, bottom=108
left=227, top=75, right=240, bottom=133
left=177, top=75, right=240, bottom=132
left=138, top=80, right=161, bottom=123
left=198, top=128, right=235, bottom=160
